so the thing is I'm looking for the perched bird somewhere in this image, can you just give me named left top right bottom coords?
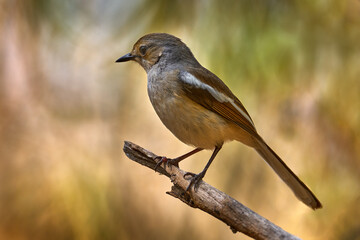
left=116, top=33, right=322, bottom=209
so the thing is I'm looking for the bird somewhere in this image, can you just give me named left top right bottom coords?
left=116, top=33, right=322, bottom=210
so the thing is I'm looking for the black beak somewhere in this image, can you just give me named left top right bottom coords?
left=115, top=53, right=135, bottom=63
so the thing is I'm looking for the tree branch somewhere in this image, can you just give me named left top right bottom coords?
left=123, top=141, right=301, bottom=240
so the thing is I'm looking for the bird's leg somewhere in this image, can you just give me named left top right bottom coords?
left=185, top=145, right=222, bottom=192
left=154, top=148, right=203, bottom=171
left=168, top=148, right=204, bottom=165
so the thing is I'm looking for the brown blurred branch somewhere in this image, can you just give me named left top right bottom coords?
left=123, top=141, right=300, bottom=240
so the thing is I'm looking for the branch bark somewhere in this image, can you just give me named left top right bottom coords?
left=123, top=141, right=301, bottom=240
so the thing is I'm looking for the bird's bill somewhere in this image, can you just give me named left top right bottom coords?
left=115, top=53, right=135, bottom=62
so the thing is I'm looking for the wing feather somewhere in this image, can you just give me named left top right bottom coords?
left=179, top=68, right=258, bottom=137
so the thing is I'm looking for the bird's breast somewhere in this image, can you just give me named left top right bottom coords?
left=146, top=70, right=236, bottom=149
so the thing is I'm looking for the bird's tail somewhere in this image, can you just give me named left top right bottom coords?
left=254, top=138, right=322, bottom=209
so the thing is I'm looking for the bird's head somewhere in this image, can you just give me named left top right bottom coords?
left=116, top=33, right=197, bottom=72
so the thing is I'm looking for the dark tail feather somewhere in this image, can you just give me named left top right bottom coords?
left=254, top=138, right=322, bottom=209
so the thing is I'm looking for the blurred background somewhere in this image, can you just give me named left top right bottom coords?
left=1, top=0, right=359, bottom=239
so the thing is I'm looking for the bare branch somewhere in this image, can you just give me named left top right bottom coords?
left=123, top=141, right=301, bottom=240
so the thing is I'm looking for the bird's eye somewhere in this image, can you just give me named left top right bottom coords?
left=139, top=45, right=147, bottom=55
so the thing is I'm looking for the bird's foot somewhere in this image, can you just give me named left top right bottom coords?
left=154, top=156, right=179, bottom=172
left=184, top=171, right=205, bottom=192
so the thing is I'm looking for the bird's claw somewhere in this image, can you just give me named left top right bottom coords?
left=184, top=172, right=205, bottom=192
left=154, top=156, right=168, bottom=172
left=154, top=156, right=179, bottom=172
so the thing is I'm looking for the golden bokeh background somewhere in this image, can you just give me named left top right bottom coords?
left=1, top=1, right=359, bottom=239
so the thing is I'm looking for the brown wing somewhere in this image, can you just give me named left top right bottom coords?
left=179, top=68, right=323, bottom=209
left=179, top=67, right=258, bottom=137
